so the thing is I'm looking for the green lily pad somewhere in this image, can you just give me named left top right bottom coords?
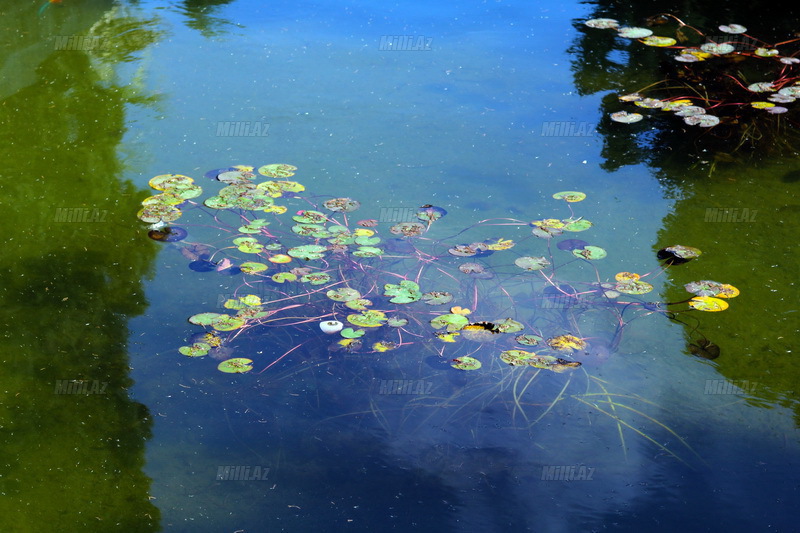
left=421, top=291, right=453, bottom=305
left=137, top=204, right=182, bottom=224
left=258, top=164, right=297, bottom=178
left=352, top=246, right=384, bottom=257
left=233, top=237, right=264, bottom=254
left=617, top=26, right=652, bottom=39
left=526, top=355, right=582, bottom=373
left=515, top=334, right=543, bottom=346
left=292, top=210, right=328, bottom=224
left=700, top=42, right=735, bottom=54
left=292, top=224, right=331, bottom=238
left=552, top=191, right=586, bottom=202
left=238, top=219, right=271, bottom=233
left=347, top=310, right=387, bottom=328
left=345, top=298, right=373, bottom=310
left=430, top=313, right=469, bottom=332
left=387, top=316, right=408, bottom=327
left=573, top=246, right=607, bottom=260
left=188, top=312, right=226, bottom=326
left=585, top=18, right=619, bottom=29
left=323, top=198, right=361, bottom=212
left=327, top=288, right=362, bottom=302
left=288, top=244, right=327, bottom=260
left=500, top=349, right=535, bottom=365
left=615, top=280, right=654, bottom=295
left=610, top=111, right=643, bottom=124
left=354, top=235, right=381, bottom=246
left=271, top=272, right=297, bottom=283
left=562, top=218, right=593, bottom=232
left=514, top=256, right=550, bottom=271
left=217, top=358, right=254, bottom=373
left=211, top=315, right=247, bottom=331
left=179, top=342, right=210, bottom=357
left=149, top=173, right=195, bottom=191
left=383, top=280, right=422, bottom=303
left=240, top=262, right=268, bottom=274
left=300, top=272, right=332, bottom=285
left=340, top=327, right=365, bottom=339
left=451, top=356, right=481, bottom=370
left=204, top=196, right=233, bottom=209
left=494, top=318, right=524, bottom=333
left=389, top=222, right=426, bottom=237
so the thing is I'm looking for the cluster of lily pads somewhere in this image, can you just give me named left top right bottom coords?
left=137, top=164, right=739, bottom=373
left=585, top=14, right=800, bottom=128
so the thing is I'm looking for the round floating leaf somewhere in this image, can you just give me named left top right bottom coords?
left=203, top=196, right=233, bottom=209
left=383, top=280, right=422, bottom=304
left=149, top=174, right=194, bottom=191
left=495, top=318, right=525, bottom=334
left=450, top=306, right=471, bottom=315
left=547, top=335, right=588, bottom=352
left=258, top=164, right=297, bottom=178
left=188, top=259, right=217, bottom=272
left=755, top=48, right=779, bottom=57
left=562, top=218, right=593, bottom=232
left=552, top=191, right=585, bottom=202
left=458, top=263, right=484, bottom=275
left=748, top=82, right=775, bottom=93
left=585, top=18, right=619, bottom=29
left=515, top=256, right=550, bottom=271
left=347, top=310, right=387, bottom=328
left=233, top=237, right=264, bottom=254
left=658, top=245, right=702, bottom=264
left=515, top=334, right=543, bottom=346
left=615, top=280, right=654, bottom=295
left=268, top=254, right=292, bottom=264
left=217, top=170, right=254, bottom=184
left=500, top=349, right=535, bottom=365
left=610, top=111, right=643, bottom=123
left=642, top=35, right=677, bottom=47
left=719, top=24, right=746, bottom=34
left=751, top=101, right=775, bottom=109
left=556, top=238, right=590, bottom=251
left=240, top=262, right=268, bottom=274
left=327, top=288, right=361, bottom=302
left=451, top=356, right=481, bottom=370
left=448, top=244, right=477, bottom=256
left=460, top=322, right=501, bottom=342
left=615, top=271, right=640, bottom=282
left=217, top=358, right=254, bottom=373
left=300, top=272, right=332, bottom=285
left=387, top=316, right=408, bottom=327
left=572, top=245, right=607, bottom=260
left=436, top=331, right=460, bottom=342
left=352, top=246, right=384, bottom=257
left=358, top=219, right=378, bottom=227
left=416, top=205, right=447, bottom=223
left=634, top=98, right=664, bottom=109
left=700, top=42, right=735, bottom=55
left=766, top=106, right=789, bottom=114
left=684, top=115, right=720, bottom=127
left=778, top=86, right=800, bottom=97
left=430, top=313, right=469, bottom=332
left=238, top=219, right=270, bottom=233
left=345, top=298, right=373, bottom=310
left=354, top=235, right=381, bottom=246
left=674, top=105, right=706, bottom=117
left=689, top=339, right=721, bottom=360
left=617, top=27, right=652, bottom=39
left=688, top=296, right=729, bottom=312
left=684, top=280, right=740, bottom=298
left=179, top=342, right=210, bottom=357
left=288, top=244, right=327, bottom=260
left=372, top=341, right=398, bottom=352
left=421, top=291, right=453, bottom=305
left=527, top=355, right=582, bottom=373
left=780, top=57, right=800, bottom=65
left=390, top=222, right=426, bottom=237
left=292, top=224, right=331, bottom=238
left=211, top=315, right=247, bottom=331
left=323, top=197, right=361, bottom=212
left=485, top=238, right=515, bottom=251
left=340, top=327, right=365, bottom=339
left=292, top=210, right=327, bottom=224
left=662, top=99, right=694, bottom=111
left=271, top=272, right=297, bottom=283
left=189, top=312, right=226, bottom=326
left=137, top=204, right=182, bottom=224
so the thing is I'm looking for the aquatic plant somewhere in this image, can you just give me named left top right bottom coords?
left=137, top=163, right=739, bottom=464
left=586, top=14, right=800, bottom=156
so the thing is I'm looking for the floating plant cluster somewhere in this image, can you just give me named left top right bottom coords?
left=137, top=164, right=739, bottom=374
left=586, top=15, right=800, bottom=128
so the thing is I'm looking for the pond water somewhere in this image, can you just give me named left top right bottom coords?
left=3, top=0, right=799, bottom=532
